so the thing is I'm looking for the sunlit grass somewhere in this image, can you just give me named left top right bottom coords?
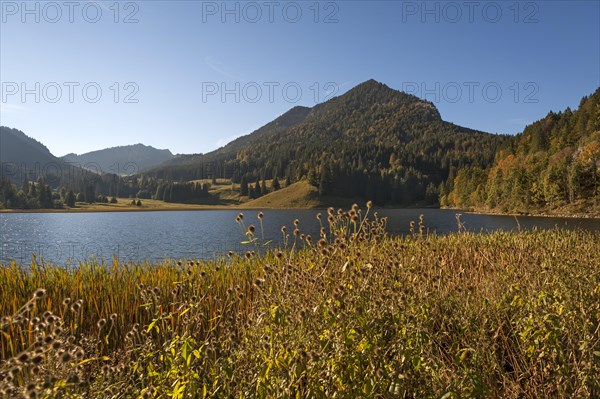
left=0, top=207, right=598, bottom=398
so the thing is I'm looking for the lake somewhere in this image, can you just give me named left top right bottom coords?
left=1, top=209, right=598, bottom=265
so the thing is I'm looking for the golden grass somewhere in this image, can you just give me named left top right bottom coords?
left=243, top=179, right=321, bottom=208
left=0, top=208, right=599, bottom=398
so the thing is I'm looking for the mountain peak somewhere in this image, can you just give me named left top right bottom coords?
left=355, top=78, right=387, bottom=89
left=315, top=79, right=442, bottom=122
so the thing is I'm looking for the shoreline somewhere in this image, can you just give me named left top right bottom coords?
left=2, top=204, right=599, bottom=219
left=446, top=207, right=600, bottom=220
left=0, top=204, right=328, bottom=213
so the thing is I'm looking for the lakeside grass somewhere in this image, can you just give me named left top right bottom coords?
left=0, top=208, right=599, bottom=398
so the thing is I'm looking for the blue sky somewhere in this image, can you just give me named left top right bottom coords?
left=1, top=0, right=598, bottom=156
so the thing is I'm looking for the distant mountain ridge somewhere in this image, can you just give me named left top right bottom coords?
left=61, top=144, right=174, bottom=175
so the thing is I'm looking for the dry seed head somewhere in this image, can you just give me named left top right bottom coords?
left=17, top=352, right=30, bottom=363
left=258, top=212, right=263, bottom=219
left=33, top=288, right=46, bottom=299
left=59, top=352, right=72, bottom=364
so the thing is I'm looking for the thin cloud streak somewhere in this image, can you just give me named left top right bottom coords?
left=204, top=56, right=238, bottom=80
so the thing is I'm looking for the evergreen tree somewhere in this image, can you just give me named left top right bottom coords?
left=272, top=176, right=281, bottom=190
left=261, top=179, right=268, bottom=195
left=254, top=181, right=261, bottom=197
left=240, top=176, right=249, bottom=196
left=84, top=185, right=95, bottom=203
left=308, top=169, right=319, bottom=187
left=319, top=164, right=333, bottom=196
left=39, top=184, right=53, bottom=208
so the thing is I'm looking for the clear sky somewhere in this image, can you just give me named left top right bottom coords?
left=1, top=0, right=598, bottom=156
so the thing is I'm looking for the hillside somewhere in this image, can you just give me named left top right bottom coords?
left=161, top=105, right=312, bottom=168
left=0, top=126, right=93, bottom=189
left=147, top=79, right=511, bottom=206
left=0, top=126, right=60, bottom=169
left=61, top=144, right=173, bottom=175
left=445, top=87, right=600, bottom=215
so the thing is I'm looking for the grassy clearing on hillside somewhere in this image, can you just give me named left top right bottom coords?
left=243, top=179, right=321, bottom=208
left=0, top=207, right=599, bottom=398
left=0, top=180, right=340, bottom=213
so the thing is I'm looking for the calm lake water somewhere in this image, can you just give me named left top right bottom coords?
left=1, top=209, right=598, bottom=265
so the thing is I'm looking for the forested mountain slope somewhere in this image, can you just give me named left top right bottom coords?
left=148, top=80, right=510, bottom=205
left=445, top=88, right=600, bottom=215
